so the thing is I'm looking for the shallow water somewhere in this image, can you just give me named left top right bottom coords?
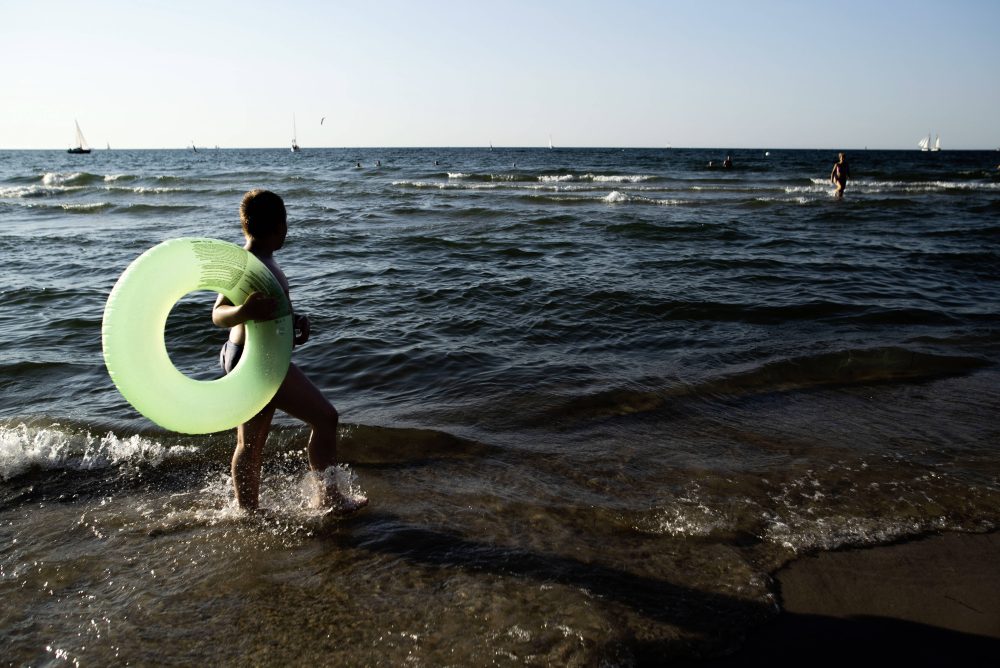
left=2, top=147, right=999, bottom=664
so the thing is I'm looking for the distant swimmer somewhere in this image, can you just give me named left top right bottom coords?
left=375, top=160, right=381, bottom=167
left=830, top=152, right=850, bottom=197
left=355, top=162, right=361, bottom=168
left=723, top=154, right=733, bottom=169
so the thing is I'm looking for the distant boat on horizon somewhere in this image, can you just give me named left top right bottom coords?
left=291, top=114, right=300, bottom=152
left=548, top=134, right=554, bottom=150
left=67, top=120, right=91, bottom=154
left=919, top=132, right=941, bottom=152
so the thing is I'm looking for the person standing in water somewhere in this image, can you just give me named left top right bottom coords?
left=213, top=189, right=367, bottom=513
left=830, top=152, right=850, bottom=197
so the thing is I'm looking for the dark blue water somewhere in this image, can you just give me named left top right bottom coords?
left=2, top=147, right=999, bottom=664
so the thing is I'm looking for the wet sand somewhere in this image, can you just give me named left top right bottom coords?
left=700, top=531, right=1000, bottom=666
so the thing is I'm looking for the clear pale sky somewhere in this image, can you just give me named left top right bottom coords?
left=3, top=0, right=998, bottom=150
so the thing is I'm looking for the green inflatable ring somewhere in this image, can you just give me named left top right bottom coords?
left=102, top=237, right=293, bottom=434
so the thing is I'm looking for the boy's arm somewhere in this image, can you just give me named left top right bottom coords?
left=212, top=292, right=276, bottom=328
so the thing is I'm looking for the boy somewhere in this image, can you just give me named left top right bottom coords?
left=213, top=189, right=366, bottom=513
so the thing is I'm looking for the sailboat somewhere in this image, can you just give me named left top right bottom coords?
left=67, top=120, right=91, bottom=154
left=291, top=114, right=300, bottom=152
left=919, top=132, right=942, bottom=151
left=548, top=134, right=554, bottom=150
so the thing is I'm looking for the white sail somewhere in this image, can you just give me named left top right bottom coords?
left=291, top=114, right=300, bottom=152
left=548, top=134, right=554, bottom=149
left=918, top=134, right=930, bottom=151
left=68, top=119, right=91, bottom=153
left=74, top=120, right=89, bottom=150
left=933, top=134, right=941, bottom=151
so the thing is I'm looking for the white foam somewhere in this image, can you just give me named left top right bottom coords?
left=145, top=463, right=368, bottom=539
left=41, top=172, right=82, bottom=186
left=538, top=174, right=655, bottom=184
left=762, top=510, right=950, bottom=553
left=0, top=186, right=40, bottom=198
left=587, top=173, right=655, bottom=183
left=602, top=190, right=683, bottom=206
left=313, top=463, right=368, bottom=508
left=639, top=501, right=730, bottom=537
left=808, top=178, right=1000, bottom=193
left=0, top=423, right=196, bottom=480
left=61, top=202, right=109, bottom=211
left=102, top=185, right=179, bottom=194
left=788, top=183, right=831, bottom=194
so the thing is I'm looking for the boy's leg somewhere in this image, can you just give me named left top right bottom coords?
left=272, top=363, right=366, bottom=511
left=232, top=405, right=276, bottom=510
left=272, top=363, right=339, bottom=471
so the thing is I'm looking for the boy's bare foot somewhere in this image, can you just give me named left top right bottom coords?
left=306, top=468, right=368, bottom=514
left=323, top=492, right=369, bottom=516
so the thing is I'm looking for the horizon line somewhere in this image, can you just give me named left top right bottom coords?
left=3, top=145, right=998, bottom=152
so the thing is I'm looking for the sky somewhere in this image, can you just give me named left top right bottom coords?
left=2, top=0, right=998, bottom=150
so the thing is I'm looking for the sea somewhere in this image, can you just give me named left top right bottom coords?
left=1, top=146, right=998, bottom=665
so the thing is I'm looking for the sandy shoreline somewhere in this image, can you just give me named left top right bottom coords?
left=697, top=531, right=1000, bottom=666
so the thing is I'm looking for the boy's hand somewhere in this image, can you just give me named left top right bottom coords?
left=293, top=313, right=311, bottom=346
left=240, top=291, right=278, bottom=321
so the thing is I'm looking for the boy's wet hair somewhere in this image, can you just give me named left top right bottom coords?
left=240, top=189, right=286, bottom=239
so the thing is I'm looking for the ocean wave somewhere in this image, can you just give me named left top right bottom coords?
left=601, top=190, right=683, bottom=205
left=761, top=508, right=952, bottom=553
left=808, top=177, right=1000, bottom=193
left=60, top=202, right=114, bottom=213
left=7, top=200, right=201, bottom=215
left=0, top=185, right=85, bottom=199
left=0, top=422, right=197, bottom=481
left=586, top=173, right=657, bottom=183
left=113, top=203, right=203, bottom=214
left=393, top=180, right=473, bottom=190
left=746, top=196, right=814, bottom=206
left=629, top=469, right=987, bottom=555
left=440, top=172, right=523, bottom=182
left=784, top=183, right=833, bottom=194
left=698, top=347, right=990, bottom=397
left=105, top=185, right=185, bottom=195
left=41, top=172, right=104, bottom=186
left=536, top=347, right=989, bottom=425
left=631, top=489, right=735, bottom=538
left=0, top=420, right=492, bottom=482
left=441, top=172, right=659, bottom=184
